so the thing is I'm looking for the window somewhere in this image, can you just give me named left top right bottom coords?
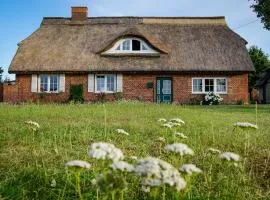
left=192, top=79, right=203, bottom=93
left=132, top=39, right=141, bottom=51
left=104, top=37, right=158, bottom=54
left=192, top=78, right=227, bottom=94
left=205, top=79, right=214, bottom=92
left=96, top=75, right=116, bottom=93
left=122, top=40, right=130, bottom=50
left=216, top=78, right=226, bottom=93
left=40, top=75, right=59, bottom=93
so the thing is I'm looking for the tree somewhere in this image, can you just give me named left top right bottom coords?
left=0, top=67, right=3, bottom=83
left=250, top=0, right=270, bottom=30
left=248, top=46, right=270, bottom=90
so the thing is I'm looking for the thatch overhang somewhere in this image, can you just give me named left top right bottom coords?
left=9, top=16, right=255, bottom=73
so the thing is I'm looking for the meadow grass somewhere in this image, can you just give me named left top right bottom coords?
left=0, top=102, right=269, bottom=199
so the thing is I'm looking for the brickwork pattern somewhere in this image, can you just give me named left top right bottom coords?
left=3, top=73, right=249, bottom=104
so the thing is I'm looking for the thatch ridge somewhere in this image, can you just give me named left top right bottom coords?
left=9, top=17, right=254, bottom=73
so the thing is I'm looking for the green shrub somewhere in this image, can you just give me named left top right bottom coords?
left=146, top=81, right=154, bottom=89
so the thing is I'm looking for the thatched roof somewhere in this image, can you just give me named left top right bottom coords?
left=9, top=16, right=254, bottom=73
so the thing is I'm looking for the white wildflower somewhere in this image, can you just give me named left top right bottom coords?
left=141, top=185, right=151, bottom=193
left=130, top=156, right=138, bottom=160
left=135, top=157, right=186, bottom=191
left=233, top=122, right=258, bottom=129
left=116, top=129, right=129, bottom=135
left=170, top=118, right=185, bottom=124
left=91, top=178, right=97, bottom=185
left=164, top=143, right=194, bottom=156
left=110, top=160, right=134, bottom=172
left=65, top=160, right=91, bottom=169
left=88, top=142, right=124, bottom=161
left=171, top=122, right=182, bottom=127
left=180, top=164, right=202, bottom=175
left=220, top=152, right=240, bottom=162
left=51, top=179, right=56, bottom=187
left=157, top=137, right=166, bottom=142
left=25, top=120, right=40, bottom=131
left=158, top=118, right=167, bottom=122
left=163, top=123, right=173, bottom=129
left=175, top=132, right=188, bottom=139
left=207, top=148, right=221, bottom=154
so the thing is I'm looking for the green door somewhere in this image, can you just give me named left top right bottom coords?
left=156, top=77, right=172, bottom=103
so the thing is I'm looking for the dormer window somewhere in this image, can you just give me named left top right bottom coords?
left=104, top=37, right=158, bottom=54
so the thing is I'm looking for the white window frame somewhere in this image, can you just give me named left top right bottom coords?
left=95, top=74, right=116, bottom=93
left=192, top=77, right=228, bottom=94
left=104, top=37, right=158, bottom=54
left=39, top=74, right=59, bottom=93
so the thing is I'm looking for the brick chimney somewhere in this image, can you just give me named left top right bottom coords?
left=71, top=7, right=88, bottom=21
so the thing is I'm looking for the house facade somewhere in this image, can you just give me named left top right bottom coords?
left=5, top=7, right=254, bottom=103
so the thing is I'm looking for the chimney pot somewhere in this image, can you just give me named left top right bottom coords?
left=72, top=7, right=88, bottom=21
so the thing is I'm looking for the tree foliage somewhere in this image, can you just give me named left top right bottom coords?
left=248, top=46, right=270, bottom=89
left=250, top=0, right=270, bottom=30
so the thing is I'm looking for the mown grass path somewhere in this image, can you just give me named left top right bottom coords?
left=0, top=103, right=269, bottom=199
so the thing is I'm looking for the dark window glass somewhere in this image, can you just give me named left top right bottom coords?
left=132, top=40, right=141, bottom=51
left=205, top=79, right=214, bottom=92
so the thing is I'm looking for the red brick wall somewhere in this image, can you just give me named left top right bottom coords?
left=3, top=73, right=249, bottom=104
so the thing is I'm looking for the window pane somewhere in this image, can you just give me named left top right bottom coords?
left=157, top=80, right=160, bottom=94
left=50, top=75, right=58, bottom=92
left=142, top=44, right=148, bottom=50
left=132, top=40, right=141, bottom=51
left=106, top=75, right=115, bottom=92
left=122, top=40, right=130, bottom=50
left=162, top=80, right=171, bottom=94
left=205, top=79, right=214, bottom=92
left=40, top=75, right=48, bottom=92
left=97, top=76, right=105, bottom=92
left=216, top=79, right=226, bottom=92
left=116, top=44, right=121, bottom=50
left=193, top=79, right=202, bottom=92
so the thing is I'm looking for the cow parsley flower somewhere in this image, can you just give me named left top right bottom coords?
left=116, top=129, right=129, bottom=135
left=88, top=142, right=124, bottom=161
left=110, top=161, right=134, bottom=172
left=163, top=123, right=173, bottom=129
left=171, top=122, right=182, bottom=127
left=180, top=164, right=202, bottom=175
left=170, top=118, right=185, bottom=124
left=207, top=148, right=221, bottom=154
left=175, top=132, right=188, bottom=139
left=130, top=156, right=138, bottom=160
left=65, top=160, right=91, bottom=169
left=158, top=118, right=167, bottom=122
left=141, top=185, right=151, bottom=193
left=157, top=137, right=166, bottom=142
left=51, top=179, right=56, bottom=187
left=135, top=157, right=187, bottom=191
left=91, top=178, right=97, bottom=185
left=164, top=143, right=194, bottom=156
left=233, top=122, right=258, bottom=129
left=220, top=152, right=240, bottom=162
left=25, top=120, right=40, bottom=131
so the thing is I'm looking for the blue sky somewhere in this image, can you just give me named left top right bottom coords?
left=1, top=0, right=269, bottom=80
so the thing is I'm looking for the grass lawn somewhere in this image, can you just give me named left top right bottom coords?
left=0, top=102, right=269, bottom=200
